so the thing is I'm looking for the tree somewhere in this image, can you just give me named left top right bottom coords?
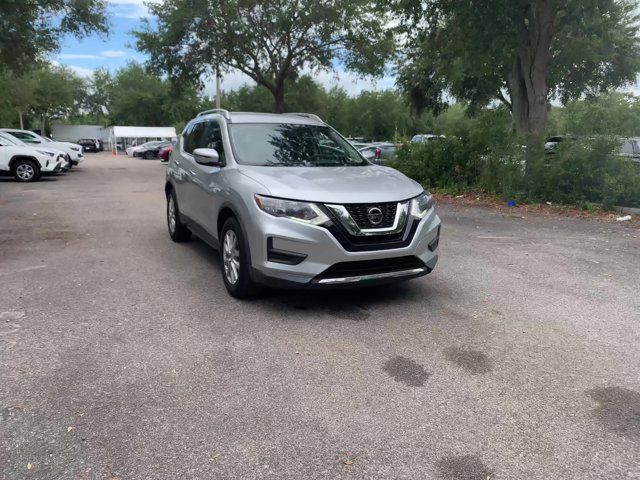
left=84, top=68, right=115, bottom=122
left=31, top=66, right=87, bottom=132
left=0, top=0, right=108, bottom=71
left=0, top=70, right=38, bottom=128
left=391, top=0, right=640, bottom=144
left=135, top=0, right=393, bottom=113
left=109, top=63, right=205, bottom=127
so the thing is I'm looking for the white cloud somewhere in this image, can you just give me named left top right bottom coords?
left=102, top=50, right=128, bottom=58
left=107, top=0, right=154, bottom=18
left=59, top=53, right=100, bottom=60
left=68, top=66, right=95, bottom=78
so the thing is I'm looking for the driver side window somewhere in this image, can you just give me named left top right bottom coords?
left=200, top=121, right=226, bottom=165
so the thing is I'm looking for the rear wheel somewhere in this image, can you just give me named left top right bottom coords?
left=167, top=189, right=191, bottom=242
left=220, top=217, right=256, bottom=299
left=144, top=151, right=155, bottom=159
left=12, top=159, right=40, bottom=182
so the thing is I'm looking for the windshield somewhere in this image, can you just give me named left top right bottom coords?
left=228, top=123, right=368, bottom=167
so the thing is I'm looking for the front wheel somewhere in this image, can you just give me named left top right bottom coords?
left=220, top=217, right=257, bottom=299
left=12, top=159, right=40, bottom=182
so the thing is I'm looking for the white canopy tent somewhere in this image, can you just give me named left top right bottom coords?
left=109, top=126, right=177, bottom=154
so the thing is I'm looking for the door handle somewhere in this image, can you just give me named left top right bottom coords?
left=188, top=170, right=197, bottom=176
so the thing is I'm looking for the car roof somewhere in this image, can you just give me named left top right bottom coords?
left=197, top=111, right=325, bottom=126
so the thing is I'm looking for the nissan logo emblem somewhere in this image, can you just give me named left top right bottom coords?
left=367, top=207, right=384, bottom=226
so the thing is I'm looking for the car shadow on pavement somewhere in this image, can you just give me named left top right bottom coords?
left=184, top=235, right=437, bottom=318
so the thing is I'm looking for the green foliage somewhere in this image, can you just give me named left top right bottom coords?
left=0, top=0, right=107, bottom=72
left=549, top=92, right=640, bottom=137
left=222, top=76, right=432, bottom=139
left=390, top=102, right=640, bottom=208
left=0, top=64, right=86, bottom=130
left=391, top=0, right=640, bottom=140
left=525, top=138, right=640, bottom=208
left=135, top=0, right=393, bottom=112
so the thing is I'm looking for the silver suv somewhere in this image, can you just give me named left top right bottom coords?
left=165, top=110, right=441, bottom=298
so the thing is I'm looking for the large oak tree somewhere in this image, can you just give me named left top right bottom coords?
left=135, top=0, right=394, bottom=113
left=391, top=0, right=640, bottom=144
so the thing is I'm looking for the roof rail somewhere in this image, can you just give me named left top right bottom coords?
left=289, top=113, right=323, bottom=123
left=197, top=108, right=230, bottom=119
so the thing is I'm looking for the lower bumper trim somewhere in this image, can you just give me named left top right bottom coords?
left=314, top=267, right=428, bottom=285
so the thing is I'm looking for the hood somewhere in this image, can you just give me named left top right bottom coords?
left=238, top=165, right=423, bottom=204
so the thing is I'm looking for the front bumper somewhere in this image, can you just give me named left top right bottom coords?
left=246, top=206, right=441, bottom=287
left=41, top=160, right=63, bottom=174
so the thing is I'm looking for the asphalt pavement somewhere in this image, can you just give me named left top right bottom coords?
left=1, top=153, right=639, bottom=479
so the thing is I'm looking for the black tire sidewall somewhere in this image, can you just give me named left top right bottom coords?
left=220, top=217, right=255, bottom=298
left=167, top=189, right=191, bottom=242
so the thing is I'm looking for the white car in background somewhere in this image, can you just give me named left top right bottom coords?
left=0, top=128, right=84, bottom=167
left=0, top=134, right=64, bottom=182
left=0, top=132, right=69, bottom=171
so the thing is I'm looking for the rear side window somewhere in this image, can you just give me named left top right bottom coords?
left=10, top=131, right=38, bottom=143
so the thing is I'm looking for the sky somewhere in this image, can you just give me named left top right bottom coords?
left=56, top=0, right=395, bottom=96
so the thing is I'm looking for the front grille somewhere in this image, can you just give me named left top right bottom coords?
left=315, top=256, right=426, bottom=280
left=344, top=202, right=397, bottom=229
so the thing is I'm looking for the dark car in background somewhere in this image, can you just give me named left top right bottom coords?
left=137, top=141, right=172, bottom=159
left=77, top=138, right=102, bottom=152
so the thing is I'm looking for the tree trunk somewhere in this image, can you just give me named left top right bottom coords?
left=509, top=0, right=556, bottom=146
left=273, top=81, right=285, bottom=114
left=19, top=111, right=24, bottom=129
left=41, top=114, right=46, bottom=135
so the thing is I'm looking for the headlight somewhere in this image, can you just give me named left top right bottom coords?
left=70, top=146, right=80, bottom=151
left=37, top=150, right=55, bottom=157
left=410, top=192, right=434, bottom=218
left=254, top=194, right=330, bottom=225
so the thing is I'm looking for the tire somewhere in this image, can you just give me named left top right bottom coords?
left=144, top=151, right=155, bottom=160
left=12, top=159, right=40, bottom=182
left=166, top=189, right=191, bottom=242
left=220, top=217, right=257, bottom=299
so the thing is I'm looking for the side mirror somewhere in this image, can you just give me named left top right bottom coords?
left=193, top=148, right=221, bottom=167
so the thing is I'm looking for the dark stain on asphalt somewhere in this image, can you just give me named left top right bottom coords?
left=444, top=347, right=493, bottom=375
left=326, top=303, right=371, bottom=321
left=383, top=355, right=430, bottom=386
left=437, top=454, right=493, bottom=480
left=586, top=386, right=640, bottom=439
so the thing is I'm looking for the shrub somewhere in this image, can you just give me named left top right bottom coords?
left=524, top=137, right=640, bottom=208
left=391, top=137, right=483, bottom=192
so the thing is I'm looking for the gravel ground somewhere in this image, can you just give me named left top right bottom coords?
left=1, top=153, right=639, bottom=479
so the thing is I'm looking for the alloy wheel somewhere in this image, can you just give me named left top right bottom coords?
left=223, top=230, right=240, bottom=285
left=16, top=163, right=35, bottom=181
left=168, top=196, right=176, bottom=234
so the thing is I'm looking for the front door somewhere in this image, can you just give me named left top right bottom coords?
left=190, top=120, right=227, bottom=241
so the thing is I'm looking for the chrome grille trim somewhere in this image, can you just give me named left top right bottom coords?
left=324, top=201, right=409, bottom=236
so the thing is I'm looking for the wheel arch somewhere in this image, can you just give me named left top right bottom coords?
left=9, top=155, right=40, bottom=170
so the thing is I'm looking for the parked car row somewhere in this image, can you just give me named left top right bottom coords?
left=545, top=135, right=640, bottom=163
left=0, top=129, right=84, bottom=182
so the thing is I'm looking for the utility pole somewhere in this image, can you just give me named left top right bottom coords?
left=215, top=66, right=222, bottom=109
